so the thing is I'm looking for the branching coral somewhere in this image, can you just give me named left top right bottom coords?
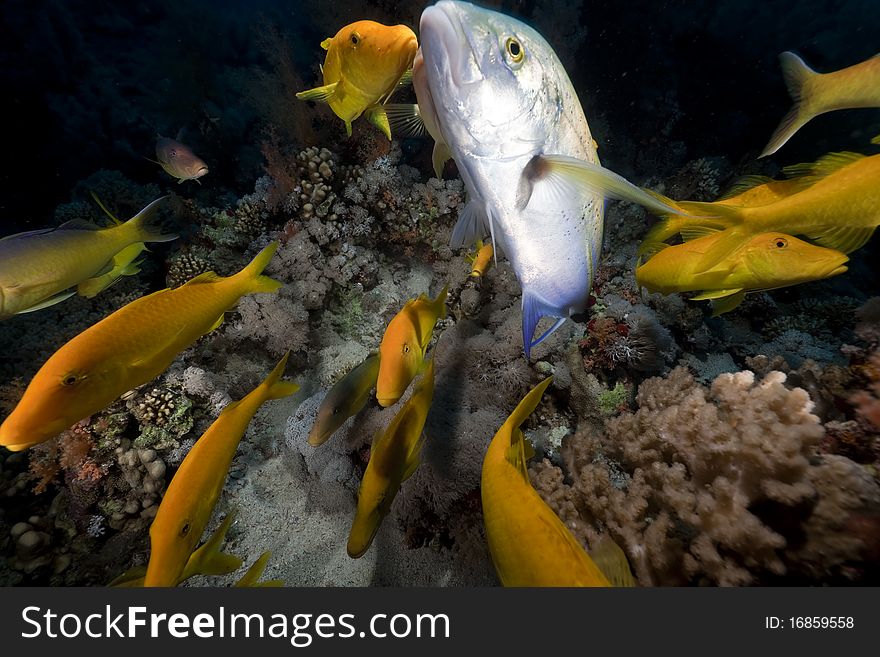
left=530, top=367, right=880, bottom=585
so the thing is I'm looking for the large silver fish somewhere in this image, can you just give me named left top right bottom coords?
left=418, top=0, right=603, bottom=358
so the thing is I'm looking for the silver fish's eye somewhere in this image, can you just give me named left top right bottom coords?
left=774, top=237, right=788, bottom=249
left=505, top=37, right=524, bottom=65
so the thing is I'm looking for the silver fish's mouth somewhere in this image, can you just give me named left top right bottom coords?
left=420, top=1, right=482, bottom=90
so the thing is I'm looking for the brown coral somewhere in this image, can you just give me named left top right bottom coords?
left=530, top=367, right=880, bottom=585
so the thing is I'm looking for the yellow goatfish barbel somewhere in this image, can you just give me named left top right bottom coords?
left=308, top=353, right=380, bottom=446
left=0, top=196, right=176, bottom=319
left=0, top=242, right=282, bottom=452
left=481, top=377, right=634, bottom=586
left=347, top=356, right=435, bottom=558
left=376, top=285, right=446, bottom=407
left=761, top=52, right=880, bottom=157
left=144, top=353, right=299, bottom=586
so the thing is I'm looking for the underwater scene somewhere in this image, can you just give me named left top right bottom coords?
left=0, top=0, right=878, bottom=587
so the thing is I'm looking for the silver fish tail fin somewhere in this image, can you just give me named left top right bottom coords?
left=522, top=291, right=567, bottom=360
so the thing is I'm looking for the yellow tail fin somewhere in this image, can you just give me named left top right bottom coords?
left=234, top=552, right=283, bottom=587
left=432, top=284, right=449, bottom=320
left=504, top=377, right=552, bottom=478
left=237, top=241, right=282, bottom=294
left=259, top=351, right=300, bottom=401
left=123, top=196, right=178, bottom=243
left=760, top=52, right=817, bottom=157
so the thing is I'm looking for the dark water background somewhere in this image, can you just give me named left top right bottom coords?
left=1, top=0, right=878, bottom=226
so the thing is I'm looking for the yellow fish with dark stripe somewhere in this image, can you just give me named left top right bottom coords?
left=348, top=356, right=434, bottom=558
left=0, top=243, right=282, bottom=452
left=144, top=353, right=298, bottom=587
left=308, top=353, right=379, bottom=446
left=481, top=377, right=634, bottom=587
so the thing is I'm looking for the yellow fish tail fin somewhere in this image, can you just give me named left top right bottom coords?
left=588, top=536, right=636, bottom=587
left=238, top=241, right=282, bottom=294
left=760, top=52, right=817, bottom=157
left=234, top=552, right=283, bottom=587
left=182, top=514, right=243, bottom=581
left=123, top=195, right=178, bottom=244
left=505, top=377, right=552, bottom=479
left=432, top=284, right=449, bottom=320
left=259, top=351, right=300, bottom=401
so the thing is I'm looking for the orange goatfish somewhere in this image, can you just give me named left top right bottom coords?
left=376, top=285, right=447, bottom=407
left=481, top=377, right=634, bottom=586
left=761, top=52, right=880, bottom=157
left=348, top=356, right=434, bottom=558
left=296, top=21, right=418, bottom=139
left=144, top=353, right=299, bottom=587
left=0, top=242, right=282, bottom=452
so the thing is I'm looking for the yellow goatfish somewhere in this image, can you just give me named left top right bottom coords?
left=637, top=232, right=848, bottom=315
left=0, top=242, right=282, bottom=452
left=761, top=52, right=880, bottom=157
left=546, top=147, right=880, bottom=271
left=467, top=239, right=494, bottom=279
left=77, top=242, right=147, bottom=299
left=153, top=136, right=209, bottom=184
left=308, top=353, right=380, bottom=446
left=376, top=285, right=447, bottom=407
left=0, top=197, right=176, bottom=320
left=296, top=20, right=418, bottom=139
left=348, top=356, right=434, bottom=558
left=109, top=513, right=243, bottom=587
left=639, top=175, right=805, bottom=253
left=144, top=353, right=298, bottom=586
left=481, top=377, right=633, bottom=586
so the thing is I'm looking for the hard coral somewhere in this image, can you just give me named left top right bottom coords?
left=531, top=367, right=880, bottom=585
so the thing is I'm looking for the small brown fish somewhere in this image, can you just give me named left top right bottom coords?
left=154, top=136, right=209, bottom=184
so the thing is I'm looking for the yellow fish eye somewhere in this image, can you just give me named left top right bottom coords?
left=350, top=32, right=361, bottom=46
left=61, top=373, right=82, bottom=387
left=402, top=343, right=410, bottom=355
left=179, top=522, right=191, bottom=537
left=505, top=37, right=524, bottom=64
left=773, top=237, right=788, bottom=249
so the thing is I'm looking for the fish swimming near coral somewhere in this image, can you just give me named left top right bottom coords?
left=376, top=285, right=446, bottom=407
left=481, top=377, right=634, bottom=586
left=348, top=356, right=435, bottom=559
left=0, top=197, right=176, bottom=320
left=309, top=353, right=380, bottom=446
left=467, top=239, right=494, bottom=279
left=296, top=20, right=418, bottom=139
left=144, top=353, right=298, bottom=586
left=418, top=0, right=604, bottom=358
left=637, top=232, right=849, bottom=315
left=153, top=135, right=209, bottom=184
left=0, top=242, right=282, bottom=452
left=109, top=513, right=243, bottom=587
left=761, top=52, right=880, bottom=157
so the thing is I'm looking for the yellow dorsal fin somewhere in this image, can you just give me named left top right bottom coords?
left=718, top=175, right=775, bottom=200
left=636, top=240, right=669, bottom=265
left=183, top=270, right=222, bottom=286
left=588, top=536, right=635, bottom=587
left=783, top=151, right=865, bottom=185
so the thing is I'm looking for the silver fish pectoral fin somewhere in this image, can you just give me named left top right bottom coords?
left=521, top=290, right=567, bottom=360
